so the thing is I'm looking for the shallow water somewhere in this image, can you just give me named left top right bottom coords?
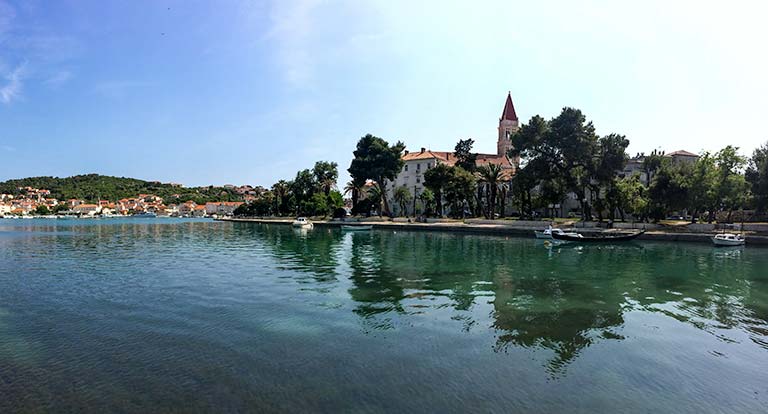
left=1, top=218, right=767, bottom=413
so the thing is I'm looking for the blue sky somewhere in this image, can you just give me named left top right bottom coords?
left=1, top=0, right=767, bottom=187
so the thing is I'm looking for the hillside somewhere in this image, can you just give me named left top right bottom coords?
left=0, top=174, right=245, bottom=204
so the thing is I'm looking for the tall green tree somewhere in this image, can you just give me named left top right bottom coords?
left=686, top=152, right=717, bottom=222
left=348, top=134, right=405, bottom=216
left=454, top=138, right=477, bottom=172
left=393, top=186, right=412, bottom=217
left=290, top=169, right=316, bottom=215
left=366, top=183, right=384, bottom=216
left=616, top=174, right=648, bottom=222
left=511, top=108, right=602, bottom=219
left=272, top=180, right=291, bottom=216
left=444, top=167, right=476, bottom=218
left=313, top=161, right=338, bottom=196
left=642, top=150, right=664, bottom=185
left=477, top=163, right=503, bottom=219
left=418, top=188, right=435, bottom=216
left=746, top=142, right=768, bottom=212
left=714, top=146, right=749, bottom=221
left=648, top=160, right=688, bottom=221
left=592, top=134, right=629, bottom=221
left=423, top=163, right=452, bottom=217
left=343, top=179, right=366, bottom=211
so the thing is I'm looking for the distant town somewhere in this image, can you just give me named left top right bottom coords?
left=0, top=185, right=246, bottom=218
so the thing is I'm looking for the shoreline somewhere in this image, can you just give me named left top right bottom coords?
left=216, top=217, right=768, bottom=246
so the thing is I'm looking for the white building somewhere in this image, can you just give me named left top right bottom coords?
left=385, top=93, right=519, bottom=216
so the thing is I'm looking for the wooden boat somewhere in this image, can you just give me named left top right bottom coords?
left=712, top=233, right=745, bottom=247
left=551, top=230, right=645, bottom=242
left=534, top=228, right=581, bottom=239
left=341, top=225, right=373, bottom=231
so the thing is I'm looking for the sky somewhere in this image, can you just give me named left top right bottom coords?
left=1, top=0, right=767, bottom=188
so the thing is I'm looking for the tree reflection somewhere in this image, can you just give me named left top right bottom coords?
left=248, top=224, right=768, bottom=374
left=240, top=223, right=344, bottom=282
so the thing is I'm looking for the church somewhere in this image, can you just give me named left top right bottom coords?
left=385, top=93, right=520, bottom=216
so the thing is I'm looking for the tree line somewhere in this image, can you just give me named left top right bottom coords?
left=235, top=111, right=768, bottom=222
left=0, top=174, right=244, bottom=205
left=233, top=161, right=345, bottom=217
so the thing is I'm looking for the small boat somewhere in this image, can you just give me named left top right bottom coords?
left=341, top=225, right=373, bottom=231
left=133, top=212, right=157, bottom=218
left=292, top=217, right=313, bottom=229
left=534, top=228, right=581, bottom=239
left=712, top=233, right=745, bottom=247
left=552, top=230, right=645, bottom=242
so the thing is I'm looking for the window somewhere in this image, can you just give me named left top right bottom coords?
left=404, top=164, right=408, bottom=171
left=417, top=163, right=421, bottom=171
left=416, top=178, right=421, bottom=183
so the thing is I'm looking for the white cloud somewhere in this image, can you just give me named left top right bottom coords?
left=0, top=63, right=25, bottom=104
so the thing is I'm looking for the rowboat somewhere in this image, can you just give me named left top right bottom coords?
left=712, top=233, right=745, bottom=247
left=341, top=225, right=373, bottom=231
left=551, top=230, right=645, bottom=242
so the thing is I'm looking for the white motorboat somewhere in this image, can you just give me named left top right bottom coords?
left=534, top=227, right=581, bottom=239
left=292, top=217, right=313, bottom=229
left=712, top=233, right=745, bottom=247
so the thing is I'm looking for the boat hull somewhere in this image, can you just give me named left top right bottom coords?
left=712, top=238, right=745, bottom=247
left=341, top=225, right=372, bottom=231
left=552, top=230, right=645, bottom=242
left=534, top=231, right=551, bottom=239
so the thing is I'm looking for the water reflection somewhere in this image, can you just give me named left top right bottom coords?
left=246, top=224, right=768, bottom=373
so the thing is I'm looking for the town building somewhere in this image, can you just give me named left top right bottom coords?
left=73, top=204, right=100, bottom=216
left=205, top=201, right=244, bottom=216
left=385, top=93, right=519, bottom=216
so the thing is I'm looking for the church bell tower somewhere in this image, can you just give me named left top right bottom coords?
left=497, top=92, right=519, bottom=158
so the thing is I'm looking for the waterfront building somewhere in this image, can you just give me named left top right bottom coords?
left=177, top=201, right=197, bottom=216
left=205, top=201, right=245, bottom=216
left=386, top=93, right=519, bottom=216
left=73, top=204, right=100, bottom=216
left=192, top=205, right=207, bottom=217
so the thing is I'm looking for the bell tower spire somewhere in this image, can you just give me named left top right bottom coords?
left=497, top=92, right=520, bottom=157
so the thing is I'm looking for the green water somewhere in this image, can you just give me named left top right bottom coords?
left=1, top=218, right=767, bottom=412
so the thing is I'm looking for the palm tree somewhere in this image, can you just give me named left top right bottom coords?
left=367, top=183, right=383, bottom=217
left=477, top=163, right=503, bottom=219
left=344, top=179, right=365, bottom=211
left=271, top=180, right=290, bottom=216
left=423, top=163, right=452, bottom=217
left=313, top=161, right=339, bottom=196
left=418, top=188, right=435, bottom=217
left=393, top=186, right=412, bottom=217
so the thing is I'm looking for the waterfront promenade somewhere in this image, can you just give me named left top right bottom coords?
left=217, top=217, right=768, bottom=246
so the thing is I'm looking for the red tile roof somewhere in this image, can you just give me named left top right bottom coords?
left=665, top=150, right=698, bottom=157
left=401, top=149, right=515, bottom=177
left=500, top=92, right=518, bottom=121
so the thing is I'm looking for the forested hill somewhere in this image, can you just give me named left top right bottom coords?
left=0, top=174, right=245, bottom=204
